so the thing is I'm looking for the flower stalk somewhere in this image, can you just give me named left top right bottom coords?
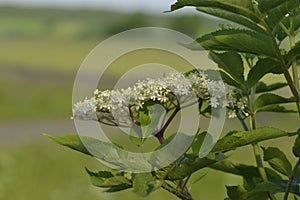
left=284, top=158, right=300, bottom=200
left=289, top=14, right=300, bottom=115
left=246, top=57, right=277, bottom=200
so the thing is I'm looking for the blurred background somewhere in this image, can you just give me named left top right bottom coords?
left=0, top=1, right=298, bottom=200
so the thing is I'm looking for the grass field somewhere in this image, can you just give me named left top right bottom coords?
left=0, top=137, right=242, bottom=200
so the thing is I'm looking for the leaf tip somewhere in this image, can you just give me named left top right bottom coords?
left=85, top=167, right=93, bottom=175
left=43, top=133, right=56, bottom=141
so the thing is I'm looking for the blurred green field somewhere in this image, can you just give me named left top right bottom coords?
left=0, top=139, right=244, bottom=200
left=0, top=6, right=220, bottom=120
left=0, top=38, right=96, bottom=120
left=0, top=6, right=298, bottom=200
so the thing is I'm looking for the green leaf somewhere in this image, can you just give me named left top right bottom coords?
left=247, top=58, right=281, bottom=89
left=209, top=51, right=244, bottom=84
left=275, top=11, right=300, bottom=42
left=150, top=131, right=196, bottom=173
left=44, top=134, right=91, bottom=155
left=130, top=124, right=143, bottom=146
left=250, top=181, right=279, bottom=192
left=286, top=41, right=300, bottom=67
left=85, top=168, right=131, bottom=188
left=141, top=102, right=165, bottom=138
left=258, top=0, right=288, bottom=13
left=130, top=101, right=165, bottom=146
left=269, top=179, right=300, bottom=195
left=139, top=110, right=151, bottom=128
left=247, top=193, right=268, bottom=200
left=104, top=184, right=132, bottom=193
left=204, top=68, right=224, bottom=80
left=267, top=0, right=300, bottom=28
left=202, top=68, right=242, bottom=89
left=256, top=82, right=288, bottom=93
left=219, top=70, right=244, bottom=89
left=199, top=102, right=212, bottom=117
left=210, top=160, right=242, bottom=175
left=263, top=147, right=292, bottom=176
left=196, top=7, right=266, bottom=33
left=133, top=173, right=156, bottom=197
left=254, top=104, right=297, bottom=113
left=85, top=168, right=132, bottom=193
left=246, top=182, right=278, bottom=200
left=191, top=131, right=208, bottom=156
left=226, top=185, right=247, bottom=200
left=274, top=25, right=288, bottom=42
left=210, top=160, right=281, bottom=179
left=254, top=93, right=295, bottom=112
left=45, top=134, right=134, bottom=170
left=170, top=0, right=260, bottom=23
left=195, top=29, right=276, bottom=57
left=293, top=133, right=300, bottom=157
left=210, top=160, right=282, bottom=192
left=212, top=127, right=296, bottom=153
left=191, top=173, right=207, bottom=184
left=157, top=153, right=225, bottom=180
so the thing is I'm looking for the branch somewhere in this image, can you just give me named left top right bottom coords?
left=269, top=31, right=300, bottom=112
left=236, top=111, right=249, bottom=131
left=162, top=182, right=193, bottom=200
left=153, top=106, right=181, bottom=144
left=98, top=119, right=128, bottom=128
left=284, top=159, right=300, bottom=200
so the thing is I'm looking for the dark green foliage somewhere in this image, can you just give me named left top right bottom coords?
left=247, top=58, right=281, bottom=89
left=209, top=51, right=244, bottom=84
left=133, top=173, right=158, bottom=197
left=262, top=147, right=292, bottom=176
left=256, top=82, right=288, bottom=93
left=196, top=7, right=265, bottom=32
left=293, top=133, right=300, bottom=157
left=85, top=168, right=131, bottom=190
left=171, top=0, right=260, bottom=23
left=212, top=127, right=296, bottom=153
left=226, top=185, right=247, bottom=200
left=254, top=93, right=296, bottom=113
left=195, top=29, right=276, bottom=57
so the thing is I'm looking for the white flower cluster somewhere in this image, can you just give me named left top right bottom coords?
left=73, top=71, right=237, bottom=124
left=72, top=97, right=98, bottom=120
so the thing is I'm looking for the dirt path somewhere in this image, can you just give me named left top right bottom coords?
left=0, top=119, right=76, bottom=142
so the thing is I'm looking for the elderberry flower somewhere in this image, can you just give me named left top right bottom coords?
left=72, top=70, right=236, bottom=124
left=210, top=96, right=219, bottom=108
left=187, top=71, right=209, bottom=98
left=165, top=72, right=192, bottom=97
left=207, top=80, right=232, bottom=108
left=228, top=110, right=237, bottom=118
left=73, top=97, right=97, bottom=120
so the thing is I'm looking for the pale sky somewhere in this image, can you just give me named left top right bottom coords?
left=0, top=0, right=196, bottom=14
